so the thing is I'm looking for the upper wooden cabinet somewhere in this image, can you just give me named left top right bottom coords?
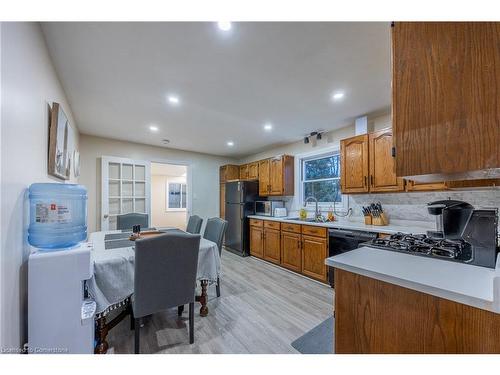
left=239, top=162, right=259, bottom=180
left=219, top=164, right=239, bottom=183
left=340, top=134, right=369, bottom=193
left=392, top=22, right=500, bottom=181
left=258, top=155, right=294, bottom=196
left=341, top=131, right=404, bottom=194
left=258, top=159, right=270, bottom=196
left=247, top=162, right=259, bottom=180
left=369, top=129, right=405, bottom=192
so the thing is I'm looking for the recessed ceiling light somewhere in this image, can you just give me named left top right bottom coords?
left=167, top=95, right=180, bottom=105
left=226, top=141, right=234, bottom=147
left=149, top=125, right=159, bottom=132
left=217, top=21, right=232, bottom=31
left=331, top=91, right=345, bottom=101
left=263, top=123, right=273, bottom=131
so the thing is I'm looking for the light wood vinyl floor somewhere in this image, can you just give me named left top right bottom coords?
left=107, top=250, right=334, bottom=354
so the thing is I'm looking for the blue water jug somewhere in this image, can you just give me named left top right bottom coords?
left=28, top=183, right=88, bottom=249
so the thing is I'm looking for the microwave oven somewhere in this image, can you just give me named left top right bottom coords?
left=255, top=201, right=285, bottom=216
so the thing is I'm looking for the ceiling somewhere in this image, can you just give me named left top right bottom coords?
left=41, top=22, right=391, bottom=158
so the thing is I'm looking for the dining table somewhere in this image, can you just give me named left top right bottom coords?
left=87, top=227, right=221, bottom=354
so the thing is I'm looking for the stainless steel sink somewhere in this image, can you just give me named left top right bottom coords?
left=288, top=218, right=320, bottom=223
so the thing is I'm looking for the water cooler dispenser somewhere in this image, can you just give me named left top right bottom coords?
left=27, top=183, right=96, bottom=354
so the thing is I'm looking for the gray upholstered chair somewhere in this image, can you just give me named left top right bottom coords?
left=186, top=215, right=203, bottom=234
left=203, top=217, right=228, bottom=298
left=116, top=213, right=149, bottom=231
left=131, top=232, right=201, bottom=353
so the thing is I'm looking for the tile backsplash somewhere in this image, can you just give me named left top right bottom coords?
left=348, top=189, right=500, bottom=222
left=272, top=188, right=500, bottom=224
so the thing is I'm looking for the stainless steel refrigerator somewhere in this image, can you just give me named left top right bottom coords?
left=225, top=180, right=259, bottom=256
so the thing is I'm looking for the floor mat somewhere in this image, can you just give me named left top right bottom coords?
left=291, top=316, right=334, bottom=354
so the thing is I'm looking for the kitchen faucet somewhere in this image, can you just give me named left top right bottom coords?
left=304, top=196, right=321, bottom=221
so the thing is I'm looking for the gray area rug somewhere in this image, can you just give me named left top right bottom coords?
left=291, top=316, right=334, bottom=354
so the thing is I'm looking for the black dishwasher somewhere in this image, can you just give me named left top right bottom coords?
left=328, top=228, right=377, bottom=287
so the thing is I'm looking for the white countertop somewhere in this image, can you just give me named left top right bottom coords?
left=326, top=246, right=500, bottom=313
left=247, top=215, right=433, bottom=235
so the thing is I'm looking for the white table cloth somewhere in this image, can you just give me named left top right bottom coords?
left=87, top=229, right=221, bottom=316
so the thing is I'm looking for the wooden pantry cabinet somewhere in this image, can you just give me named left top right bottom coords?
left=392, top=22, right=500, bottom=181
left=250, top=219, right=329, bottom=283
left=340, top=129, right=404, bottom=194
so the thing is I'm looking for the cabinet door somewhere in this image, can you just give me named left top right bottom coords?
left=281, top=231, right=302, bottom=272
left=340, top=134, right=369, bottom=193
left=239, top=164, right=248, bottom=180
left=369, top=128, right=404, bottom=192
left=392, top=22, right=500, bottom=178
left=250, top=226, right=264, bottom=258
left=406, top=180, right=447, bottom=192
left=219, top=166, right=227, bottom=183
left=269, top=157, right=283, bottom=195
left=263, top=228, right=281, bottom=264
left=302, top=235, right=328, bottom=282
left=248, top=162, right=259, bottom=180
left=219, top=183, right=225, bottom=218
left=258, top=159, right=270, bottom=196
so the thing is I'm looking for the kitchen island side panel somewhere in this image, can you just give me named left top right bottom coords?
left=334, top=268, right=500, bottom=354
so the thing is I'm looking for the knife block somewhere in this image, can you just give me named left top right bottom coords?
left=372, top=213, right=389, bottom=226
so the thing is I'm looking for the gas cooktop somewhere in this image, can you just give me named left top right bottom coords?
left=366, top=232, right=473, bottom=264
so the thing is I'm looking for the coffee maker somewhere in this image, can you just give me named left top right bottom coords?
left=427, top=199, right=499, bottom=268
left=427, top=200, right=474, bottom=239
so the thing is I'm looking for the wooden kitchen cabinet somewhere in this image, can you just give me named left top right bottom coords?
left=258, top=159, right=270, bottom=196
left=392, top=22, right=500, bottom=181
left=263, top=227, right=281, bottom=265
left=369, top=128, right=404, bottom=192
left=239, top=164, right=249, bottom=180
left=405, top=180, right=447, bottom=192
left=220, top=164, right=239, bottom=183
left=340, top=134, right=369, bottom=193
left=258, top=155, right=294, bottom=196
left=301, top=234, right=328, bottom=282
left=247, top=162, right=259, bottom=180
left=219, top=183, right=225, bottom=218
left=281, top=230, right=302, bottom=273
left=249, top=225, right=264, bottom=259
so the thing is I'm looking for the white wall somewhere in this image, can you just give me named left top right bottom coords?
left=0, top=22, right=79, bottom=350
left=151, top=174, right=187, bottom=229
left=79, top=134, right=236, bottom=233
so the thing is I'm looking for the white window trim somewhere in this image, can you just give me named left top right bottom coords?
left=166, top=182, right=187, bottom=212
left=295, top=146, right=349, bottom=212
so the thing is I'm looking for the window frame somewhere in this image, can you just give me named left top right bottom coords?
left=166, top=182, right=187, bottom=212
left=299, top=149, right=348, bottom=212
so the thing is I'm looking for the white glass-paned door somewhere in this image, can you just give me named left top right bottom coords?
left=101, top=156, right=151, bottom=231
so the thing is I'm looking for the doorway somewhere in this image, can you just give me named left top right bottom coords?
left=151, top=162, right=188, bottom=230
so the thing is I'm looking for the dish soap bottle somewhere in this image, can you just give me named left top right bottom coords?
left=327, top=205, right=335, bottom=222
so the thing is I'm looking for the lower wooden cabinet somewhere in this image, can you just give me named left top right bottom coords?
left=301, top=235, right=328, bottom=282
left=249, top=219, right=329, bottom=283
left=281, top=231, right=302, bottom=272
left=263, top=227, right=281, bottom=264
left=249, top=225, right=264, bottom=258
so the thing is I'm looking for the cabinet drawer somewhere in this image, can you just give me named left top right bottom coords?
left=301, top=225, right=327, bottom=238
left=249, top=219, right=263, bottom=228
left=281, top=222, right=301, bottom=233
left=263, top=220, right=281, bottom=230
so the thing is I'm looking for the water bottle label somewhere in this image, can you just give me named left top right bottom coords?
left=35, top=202, right=72, bottom=224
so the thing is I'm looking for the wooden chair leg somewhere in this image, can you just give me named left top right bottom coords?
left=189, top=302, right=194, bottom=344
left=216, top=277, right=221, bottom=298
left=134, top=318, right=141, bottom=354
left=178, top=305, right=185, bottom=316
